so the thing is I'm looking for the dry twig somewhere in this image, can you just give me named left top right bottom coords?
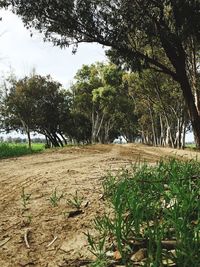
left=46, top=236, right=58, bottom=248
left=24, top=228, right=30, bottom=248
left=0, top=237, right=11, bottom=247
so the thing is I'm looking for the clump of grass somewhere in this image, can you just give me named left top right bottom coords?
left=67, top=190, right=83, bottom=210
left=88, top=158, right=200, bottom=266
left=49, top=188, right=64, bottom=207
left=0, top=142, right=44, bottom=159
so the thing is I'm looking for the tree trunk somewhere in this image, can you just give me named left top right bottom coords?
left=148, top=105, right=157, bottom=146
left=91, top=111, right=99, bottom=143
left=27, top=130, right=31, bottom=150
left=159, top=115, right=165, bottom=146
left=21, top=120, right=31, bottom=149
left=178, top=73, right=200, bottom=149
left=44, top=129, right=60, bottom=147
left=59, top=131, right=67, bottom=145
left=91, top=111, right=105, bottom=144
left=159, top=34, right=200, bottom=148
left=54, top=133, right=64, bottom=147
left=187, top=37, right=200, bottom=115
left=181, top=123, right=186, bottom=149
left=45, top=136, right=51, bottom=148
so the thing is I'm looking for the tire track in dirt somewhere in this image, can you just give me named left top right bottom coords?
left=0, top=144, right=199, bottom=267
left=0, top=145, right=125, bottom=267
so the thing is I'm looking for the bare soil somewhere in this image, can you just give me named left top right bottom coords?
left=0, top=144, right=199, bottom=267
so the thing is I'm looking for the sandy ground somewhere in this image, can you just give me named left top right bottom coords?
left=0, top=143, right=199, bottom=267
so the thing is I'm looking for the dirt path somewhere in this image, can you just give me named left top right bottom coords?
left=0, top=144, right=199, bottom=267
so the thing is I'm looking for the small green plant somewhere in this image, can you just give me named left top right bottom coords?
left=85, top=232, right=108, bottom=267
left=21, top=187, right=31, bottom=209
left=49, top=188, right=63, bottom=207
left=88, top=158, right=200, bottom=266
left=89, top=257, right=108, bottom=267
left=67, top=190, right=83, bottom=210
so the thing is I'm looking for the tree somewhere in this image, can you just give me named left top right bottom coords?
left=5, top=74, right=70, bottom=148
left=0, top=1, right=8, bottom=8
left=72, top=63, right=137, bottom=143
left=0, top=71, right=17, bottom=133
left=10, top=0, right=200, bottom=148
left=4, top=77, right=34, bottom=148
left=66, top=111, right=92, bottom=144
left=126, top=70, right=189, bottom=148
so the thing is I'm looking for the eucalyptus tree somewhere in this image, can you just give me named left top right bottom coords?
left=72, top=63, right=136, bottom=143
left=10, top=0, right=200, bottom=147
left=126, top=70, right=189, bottom=148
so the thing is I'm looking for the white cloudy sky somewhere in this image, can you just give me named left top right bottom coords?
left=0, top=10, right=107, bottom=87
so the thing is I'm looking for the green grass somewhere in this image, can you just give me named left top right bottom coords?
left=185, top=143, right=196, bottom=149
left=49, top=188, right=64, bottom=207
left=88, top=158, right=200, bottom=266
left=0, top=142, right=45, bottom=159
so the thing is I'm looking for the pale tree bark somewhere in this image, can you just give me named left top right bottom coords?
left=148, top=104, right=157, bottom=146
left=91, top=109, right=105, bottom=143
left=21, top=119, right=31, bottom=149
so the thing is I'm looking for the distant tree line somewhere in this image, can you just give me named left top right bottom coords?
left=0, top=136, right=46, bottom=144
left=0, top=62, right=190, bottom=148
left=0, top=64, right=136, bottom=147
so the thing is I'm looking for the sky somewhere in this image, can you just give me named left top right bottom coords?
left=0, top=10, right=194, bottom=142
left=0, top=10, right=107, bottom=88
left=0, top=9, right=107, bottom=139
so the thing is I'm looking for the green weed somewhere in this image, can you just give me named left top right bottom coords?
left=49, top=188, right=64, bottom=207
left=67, top=190, right=83, bottom=210
left=85, top=232, right=109, bottom=267
left=89, top=158, right=200, bottom=266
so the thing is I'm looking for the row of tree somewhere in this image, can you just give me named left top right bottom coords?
left=0, top=64, right=136, bottom=147
left=0, top=74, right=70, bottom=148
left=127, top=70, right=189, bottom=148
left=0, top=62, right=189, bottom=148
left=3, top=0, right=199, bottom=148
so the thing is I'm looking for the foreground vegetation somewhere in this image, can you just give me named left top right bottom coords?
left=0, top=143, right=45, bottom=159
left=88, top=159, right=200, bottom=267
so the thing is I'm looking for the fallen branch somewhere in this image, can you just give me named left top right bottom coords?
left=24, top=228, right=30, bottom=248
left=127, top=238, right=178, bottom=250
left=46, top=236, right=58, bottom=248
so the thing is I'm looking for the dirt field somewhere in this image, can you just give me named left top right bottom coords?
left=0, top=144, right=199, bottom=267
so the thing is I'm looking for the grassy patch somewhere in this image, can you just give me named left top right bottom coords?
left=185, top=143, right=196, bottom=149
left=0, top=142, right=45, bottom=159
left=88, top=159, right=200, bottom=266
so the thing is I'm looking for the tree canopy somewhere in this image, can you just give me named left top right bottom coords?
left=9, top=0, right=200, bottom=148
left=0, top=61, right=191, bottom=147
left=71, top=63, right=137, bottom=143
left=4, top=74, right=70, bottom=147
